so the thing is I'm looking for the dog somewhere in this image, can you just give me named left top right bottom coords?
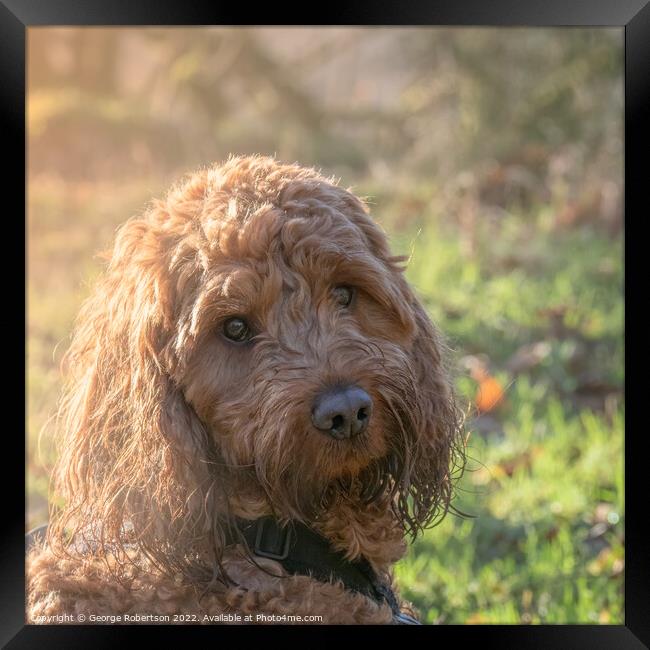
left=27, top=155, right=465, bottom=625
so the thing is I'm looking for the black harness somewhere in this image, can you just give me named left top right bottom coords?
left=26, top=519, right=420, bottom=625
left=224, top=516, right=420, bottom=625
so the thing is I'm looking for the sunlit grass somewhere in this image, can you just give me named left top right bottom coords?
left=379, top=188, right=623, bottom=624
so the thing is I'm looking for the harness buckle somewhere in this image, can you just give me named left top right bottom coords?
left=253, top=518, right=293, bottom=561
left=393, top=612, right=422, bottom=625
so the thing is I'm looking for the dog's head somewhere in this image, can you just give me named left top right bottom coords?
left=51, top=156, right=464, bottom=574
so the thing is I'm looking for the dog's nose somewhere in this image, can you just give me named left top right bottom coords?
left=311, top=386, right=373, bottom=440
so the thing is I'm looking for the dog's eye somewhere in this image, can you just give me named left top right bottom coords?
left=222, top=317, right=253, bottom=343
left=332, top=285, right=354, bottom=308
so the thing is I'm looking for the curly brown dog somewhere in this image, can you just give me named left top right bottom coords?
left=27, top=155, right=465, bottom=625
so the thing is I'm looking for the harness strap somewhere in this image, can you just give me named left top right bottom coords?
left=224, top=516, right=420, bottom=624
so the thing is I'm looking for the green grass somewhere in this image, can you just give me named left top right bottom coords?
left=377, top=189, right=624, bottom=624
left=394, top=395, right=623, bottom=624
left=27, top=174, right=623, bottom=624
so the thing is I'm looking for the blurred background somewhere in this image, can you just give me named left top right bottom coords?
left=27, top=27, right=623, bottom=624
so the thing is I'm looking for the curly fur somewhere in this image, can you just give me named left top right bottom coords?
left=27, top=155, right=465, bottom=624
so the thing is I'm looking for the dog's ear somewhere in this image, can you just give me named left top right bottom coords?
left=393, top=287, right=466, bottom=538
left=340, top=196, right=466, bottom=533
left=50, top=205, right=224, bottom=577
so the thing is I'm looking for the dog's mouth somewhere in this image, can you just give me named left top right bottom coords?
left=228, top=417, right=393, bottom=522
left=322, top=431, right=372, bottom=467
left=317, top=420, right=388, bottom=478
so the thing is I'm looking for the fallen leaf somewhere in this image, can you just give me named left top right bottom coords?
left=475, top=375, right=506, bottom=413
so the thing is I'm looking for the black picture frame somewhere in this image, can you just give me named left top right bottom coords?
left=5, top=1, right=648, bottom=647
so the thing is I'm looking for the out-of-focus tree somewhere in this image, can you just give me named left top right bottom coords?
left=28, top=27, right=622, bottom=230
